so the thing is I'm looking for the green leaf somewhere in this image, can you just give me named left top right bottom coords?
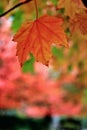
left=67, top=64, right=73, bottom=72
left=0, top=5, right=4, bottom=14
left=50, top=0, right=58, bottom=6
left=11, top=10, right=24, bottom=33
left=82, top=89, right=87, bottom=105
left=22, top=54, right=35, bottom=74
left=52, top=46, right=64, bottom=60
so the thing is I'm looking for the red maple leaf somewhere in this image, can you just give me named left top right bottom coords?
left=13, top=15, right=68, bottom=66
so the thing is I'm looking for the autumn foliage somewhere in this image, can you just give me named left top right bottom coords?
left=13, top=15, right=68, bottom=66
left=0, top=0, right=87, bottom=118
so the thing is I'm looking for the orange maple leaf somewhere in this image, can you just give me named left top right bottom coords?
left=70, top=12, right=87, bottom=35
left=13, top=15, right=68, bottom=66
left=58, top=0, right=85, bottom=17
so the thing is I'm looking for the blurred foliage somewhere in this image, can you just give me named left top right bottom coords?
left=22, top=54, right=35, bottom=74
left=0, top=0, right=87, bottom=118
left=11, top=10, right=24, bottom=33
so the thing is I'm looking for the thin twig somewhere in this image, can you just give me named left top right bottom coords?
left=34, top=0, right=38, bottom=19
left=0, top=0, right=32, bottom=17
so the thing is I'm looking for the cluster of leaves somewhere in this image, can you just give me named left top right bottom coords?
left=0, top=18, right=82, bottom=117
left=0, top=0, right=87, bottom=117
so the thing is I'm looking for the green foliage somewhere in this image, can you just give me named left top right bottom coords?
left=69, top=42, right=79, bottom=57
left=11, top=10, right=24, bottom=33
left=67, top=64, right=73, bottom=72
left=50, top=0, right=58, bottom=6
left=52, top=46, right=64, bottom=60
left=0, top=6, right=4, bottom=14
left=22, top=54, right=35, bottom=74
left=82, top=118, right=87, bottom=128
left=63, top=84, right=80, bottom=94
left=82, top=89, right=87, bottom=105
left=78, top=60, right=84, bottom=69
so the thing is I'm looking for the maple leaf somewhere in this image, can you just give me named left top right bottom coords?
left=70, top=12, right=87, bottom=35
left=58, top=0, right=85, bottom=17
left=58, top=0, right=77, bottom=17
left=72, top=0, right=86, bottom=8
left=13, top=15, right=68, bottom=66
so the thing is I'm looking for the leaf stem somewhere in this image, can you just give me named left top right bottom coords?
left=34, top=0, right=38, bottom=19
left=0, top=0, right=32, bottom=17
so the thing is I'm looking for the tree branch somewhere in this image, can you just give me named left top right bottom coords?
left=0, top=0, right=32, bottom=17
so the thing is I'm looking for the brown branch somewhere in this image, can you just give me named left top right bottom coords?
left=0, top=0, right=32, bottom=17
